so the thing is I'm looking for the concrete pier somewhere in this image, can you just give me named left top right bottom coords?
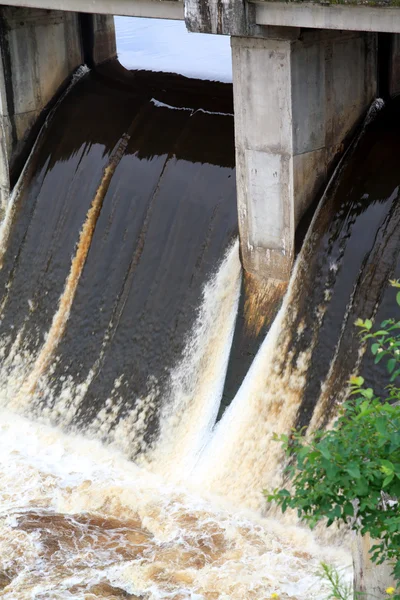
left=0, top=8, right=82, bottom=207
left=81, top=14, right=116, bottom=66
left=353, top=533, right=396, bottom=599
left=231, top=30, right=377, bottom=280
left=0, top=6, right=115, bottom=209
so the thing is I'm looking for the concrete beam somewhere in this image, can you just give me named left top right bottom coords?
left=0, top=0, right=184, bottom=19
left=254, top=1, right=400, bottom=34
left=185, top=0, right=247, bottom=35
left=232, top=30, right=377, bottom=282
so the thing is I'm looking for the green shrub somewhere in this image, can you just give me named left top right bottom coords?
left=266, top=281, right=400, bottom=597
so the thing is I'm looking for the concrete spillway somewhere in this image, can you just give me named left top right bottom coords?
left=0, top=66, right=399, bottom=598
left=0, top=65, right=238, bottom=450
left=195, top=99, right=400, bottom=510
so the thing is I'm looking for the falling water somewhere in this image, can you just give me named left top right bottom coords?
left=195, top=99, right=400, bottom=511
left=1, top=61, right=400, bottom=598
left=132, top=240, right=241, bottom=476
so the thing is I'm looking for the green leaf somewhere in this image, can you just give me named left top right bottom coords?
left=383, top=473, right=394, bottom=487
left=350, top=376, right=364, bottom=387
left=374, top=417, right=388, bottom=436
left=371, top=343, right=380, bottom=355
left=298, top=446, right=311, bottom=459
left=388, top=358, right=397, bottom=374
left=364, top=319, right=373, bottom=330
left=343, top=503, right=354, bottom=517
left=380, top=459, right=394, bottom=474
left=391, top=368, right=400, bottom=382
left=346, top=464, right=361, bottom=479
left=354, top=478, right=369, bottom=496
left=319, top=446, right=331, bottom=460
left=381, top=319, right=393, bottom=327
left=375, top=351, right=386, bottom=364
left=360, top=400, right=371, bottom=413
left=361, top=388, right=374, bottom=399
left=397, top=291, right=400, bottom=306
left=391, top=480, right=400, bottom=496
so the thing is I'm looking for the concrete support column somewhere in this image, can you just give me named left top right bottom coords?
left=0, top=7, right=84, bottom=208
left=353, top=533, right=396, bottom=599
left=80, top=13, right=117, bottom=66
left=389, top=33, right=400, bottom=97
left=0, top=6, right=116, bottom=210
left=232, top=30, right=377, bottom=282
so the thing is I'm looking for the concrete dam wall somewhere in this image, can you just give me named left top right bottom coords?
left=0, top=56, right=398, bottom=597
left=1, top=1, right=396, bottom=283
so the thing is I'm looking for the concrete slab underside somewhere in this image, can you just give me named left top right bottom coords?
left=0, top=0, right=184, bottom=19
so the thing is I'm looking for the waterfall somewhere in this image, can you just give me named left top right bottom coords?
left=0, top=64, right=399, bottom=598
left=143, top=240, right=241, bottom=477
left=194, top=99, right=400, bottom=511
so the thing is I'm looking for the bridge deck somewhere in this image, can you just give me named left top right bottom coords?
left=2, top=0, right=400, bottom=33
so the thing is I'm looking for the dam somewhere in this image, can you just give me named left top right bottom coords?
left=0, top=2, right=399, bottom=599
left=3, top=0, right=400, bottom=281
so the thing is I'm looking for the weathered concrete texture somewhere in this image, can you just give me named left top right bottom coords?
left=389, top=33, right=400, bottom=96
left=89, top=14, right=117, bottom=64
left=254, top=1, right=400, bottom=34
left=185, top=0, right=246, bottom=34
left=184, top=0, right=273, bottom=37
left=232, top=30, right=377, bottom=281
left=0, top=0, right=184, bottom=20
left=353, top=533, right=396, bottom=599
left=4, top=0, right=400, bottom=33
left=258, top=0, right=400, bottom=6
left=0, top=7, right=83, bottom=204
left=0, top=7, right=117, bottom=207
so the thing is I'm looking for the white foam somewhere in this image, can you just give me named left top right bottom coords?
left=144, top=240, right=241, bottom=477
left=0, top=409, right=351, bottom=599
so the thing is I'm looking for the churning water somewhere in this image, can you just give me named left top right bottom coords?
left=0, top=61, right=399, bottom=598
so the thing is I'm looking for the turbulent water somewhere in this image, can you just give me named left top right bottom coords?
left=0, top=63, right=399, bottom=598
left=196, top=100, right=400, bottom=510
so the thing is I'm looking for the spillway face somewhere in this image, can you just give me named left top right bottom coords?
left=0, top=64, right=352, bottom=600
left=1, top=61, right=400, bottom=600
left=195, top=99, right=400, bottom=511
left=0, top=66, right=239, bottom=466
